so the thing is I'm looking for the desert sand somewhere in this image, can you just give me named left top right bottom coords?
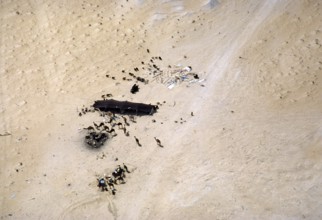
left=1, top=0, right=322, bottom=219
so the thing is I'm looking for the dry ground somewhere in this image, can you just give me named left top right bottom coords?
left=1, top=0, right=322, bottom=219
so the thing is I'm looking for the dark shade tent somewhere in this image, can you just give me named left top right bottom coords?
left=93, top=99, right=158, bottom=115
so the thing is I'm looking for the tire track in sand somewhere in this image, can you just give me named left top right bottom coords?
left=59, top=194, right=118, bottom=220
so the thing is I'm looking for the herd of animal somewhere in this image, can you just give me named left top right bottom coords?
left=97, top=164, right=131, bottom=195
left=80, top=49, right=192, bottom=196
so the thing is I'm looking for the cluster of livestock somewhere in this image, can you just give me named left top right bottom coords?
left=83, top=109, right=136, bottom=148
left=97, top=164, right=130, bottom=195
left=78, top=49, right=202, bottom=196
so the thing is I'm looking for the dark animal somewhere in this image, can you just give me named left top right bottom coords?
left=93, top=99, right=158, bottom=115
left=134, top=136, right=141, bottom=147
left=147, top=49, right=150, bottom=53
left=123, top=163, right=130, bottom=173
left=122, top=127, right=129, bottom=136
left=93, top=122, right=99, bottom=129
left=191, top=112, right=194, bottom=116
left=136, top=77, right=145, bottom=83
left=105, top=176, right=116, bottom=192
left=116, top=122, right=123, bottom=129
left=121, top=116, right=130, bottom=126
left=131, top=84, right=139, bottom=94
left=107, top=128, right=116, bottom=136
left=84, top=126, right=95, bottom=131
left=112, top=166, right=126, bottom=184
left=154, top=137, right=163, bottom=147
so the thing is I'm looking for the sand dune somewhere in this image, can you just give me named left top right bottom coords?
left=1, top=0, right=322, bottom=219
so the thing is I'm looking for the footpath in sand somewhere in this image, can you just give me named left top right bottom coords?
left=1, top=0, right=322, bottom=219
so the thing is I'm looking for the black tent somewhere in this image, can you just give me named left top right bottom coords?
left=93, top=99, right=158, bottom=115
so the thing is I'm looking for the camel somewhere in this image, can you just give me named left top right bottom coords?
left=103, top=125, right=110, bottom=132
left=116, top=122, right=123, bottom=129
left=154, top=137, right=163, bottom=148
left=93, top=122, right=99, bottom=129
left=112, top=166, right=126, bottom=184
left=134, top=136, right=142, bottom=147
left=123, top=163, right=130, bottom=173
left=105, top=176, right=117, bottom=195
left=84, top=126, right=95, bottom=131
left=121, top=116, right=130, bottom=126
left=122, top=127, right=129, bottom=136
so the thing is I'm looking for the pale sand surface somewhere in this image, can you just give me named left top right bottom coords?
left=1, top=0, right=322, bottom=219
